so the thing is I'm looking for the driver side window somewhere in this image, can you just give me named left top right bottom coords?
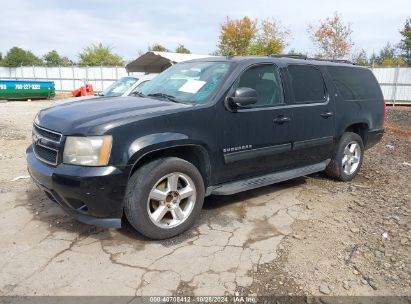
left=234, top=64, right=284, bottom=107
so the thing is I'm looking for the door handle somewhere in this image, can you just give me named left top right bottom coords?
left=273, top=115, right=291, bottom=124
left=320, top=111, right=334, bottom=118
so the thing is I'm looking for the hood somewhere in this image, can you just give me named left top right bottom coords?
left=51, top=95, right=100, bottom=106
left=37, top=96, right=190, bottom=135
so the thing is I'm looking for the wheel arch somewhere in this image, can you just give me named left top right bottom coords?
left=127, top=134, right=212, bottom=187
left=342, top=122, right=369, bottom=145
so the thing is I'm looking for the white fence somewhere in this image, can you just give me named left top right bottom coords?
left=370, top=67, right=411, bottom=104
left=0, top=65, right=410, bottom=104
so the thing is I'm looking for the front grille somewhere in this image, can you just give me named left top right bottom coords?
left=33, top=124, right=62, bottom=142
left=32, top=124, right=62, bottom=166
left=33, top=144, right=58, bottom=164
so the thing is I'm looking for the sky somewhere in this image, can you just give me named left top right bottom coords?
left=0, top=0, right=408, bottom=61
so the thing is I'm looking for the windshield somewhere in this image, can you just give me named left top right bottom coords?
left=130, top=80, right=150, bottom=95
left=102, top=77, right=138, bottom=97
left=138, top=61, right=233, bottom=103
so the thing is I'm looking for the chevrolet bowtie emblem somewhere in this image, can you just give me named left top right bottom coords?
left=32, top=133, right=40, bottom=145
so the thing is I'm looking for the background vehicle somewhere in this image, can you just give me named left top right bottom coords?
left=53, top=74, right=156, bottom=105
left=99, top=75, right=156, bottom=97
left=27, top=56, right=384, bottom=239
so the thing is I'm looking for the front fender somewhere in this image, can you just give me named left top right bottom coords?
left=126, top=132, right=211, bottom=175
left=128, top=132, right=188, bottom=162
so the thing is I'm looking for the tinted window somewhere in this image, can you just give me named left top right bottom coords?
left=234, top=65, right=284, bottom=106
left=327, top=66, right=381, bottom=100
left=288, top=65, right=326, bottom=103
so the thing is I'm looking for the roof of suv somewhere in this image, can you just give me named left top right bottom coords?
left=185, top=55, right=364, bottom=69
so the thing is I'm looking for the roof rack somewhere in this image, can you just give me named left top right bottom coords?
left=269, top=54, right=354, bottom=65
left=308, top=58, right=355, bottom=65
left=333, top=59, right=355, bottom=64
left=269, top=54, right=307, bottom=60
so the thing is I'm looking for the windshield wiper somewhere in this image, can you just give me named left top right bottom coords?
left=147, top=93, right=179, bottom=103
left=132, top=91, right=146, bottom=97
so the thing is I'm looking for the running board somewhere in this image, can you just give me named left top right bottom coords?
left=207, top=160, right=330, bottom=196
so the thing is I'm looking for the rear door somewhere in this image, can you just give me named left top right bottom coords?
left=286, top=64, right=336, bottom=166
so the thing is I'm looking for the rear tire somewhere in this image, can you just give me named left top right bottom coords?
left=325, top=132, right=364, bottom=181
left=124, top=157, right=205, bottom=239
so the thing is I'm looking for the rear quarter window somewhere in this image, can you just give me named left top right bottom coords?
left=327, top=66, right=382, bottom=101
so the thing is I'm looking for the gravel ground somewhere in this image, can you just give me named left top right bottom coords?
left=386, top=107, right=411, bottom=131
left=241, top=106, right=411, bottom=298
left=0, top=101, right=409, bottom=299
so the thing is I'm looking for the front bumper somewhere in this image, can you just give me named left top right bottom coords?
left=26, top=145, right=128, bottom=228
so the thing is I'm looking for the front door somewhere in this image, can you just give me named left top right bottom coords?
left=216, top=63, right=295, bottom=183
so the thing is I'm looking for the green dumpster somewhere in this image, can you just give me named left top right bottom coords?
left=0, top=80, right=55, bottom=100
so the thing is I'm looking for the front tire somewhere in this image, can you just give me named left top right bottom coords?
left=325, top=132, right=364, bottom=181
left=124, top=157, right=205, bottom=239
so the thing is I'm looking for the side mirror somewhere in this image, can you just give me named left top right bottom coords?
left=226, top=87, right=258, bottom=108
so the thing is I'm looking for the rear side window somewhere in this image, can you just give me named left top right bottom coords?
left=288, top=65, right=326, bottom=103
left=327, top=66, right=381, bottom=101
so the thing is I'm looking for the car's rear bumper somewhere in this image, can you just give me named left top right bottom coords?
left=365, top=128, right=384, bottom=149
left=26, top=145, right=128, bottom=228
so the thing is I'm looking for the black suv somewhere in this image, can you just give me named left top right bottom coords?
left=27, top=56, right=385, bottom=239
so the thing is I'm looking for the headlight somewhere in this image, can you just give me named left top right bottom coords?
left=63, top=136, right=112, bottom=166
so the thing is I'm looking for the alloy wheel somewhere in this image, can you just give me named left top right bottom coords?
left=147, top=172, right=196, bottom=229
left=342, top=141, right=361, bottom=175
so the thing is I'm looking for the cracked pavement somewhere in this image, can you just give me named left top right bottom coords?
left=1, top=172, right=306, bottom=296
left=0, top=101, right=307, bottom=296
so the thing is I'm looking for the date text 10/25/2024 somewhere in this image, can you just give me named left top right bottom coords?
left=149, top=296, right=257, bottom=303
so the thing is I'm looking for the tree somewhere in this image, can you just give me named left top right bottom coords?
left=1, top=47, right=43, bottom=67
left=286, top=49, right=304, bottom=56
left=217, top=16, right=258, bottom=56
left=352, top=49, right=369, bottom=66
left=308, top=12, right=353, bottom=59
left=175, top=44, right=191, bottom=54
left=376, top=42, right=405, bottom=66
left=249, top=19, right=290, bottom=55
left=217, top=17, right=290, bottom=56
left=43, top=50, right=72, bottom=66
left=149, top=44, right=169, bottom=52
left=369, top=53, right=378, bottom=66
left=381, top=56, right=406, bottom=67
left=369, top=42, right=406, bottom=67
left=78, top=43, right=124, bottom=66
left=378, top=42, right=396, bottom=62
left=396, top=57, right=406, bottom=66
left=382, top=57, right=396, bottom=67
left=399, top=18, right=411, bottom=65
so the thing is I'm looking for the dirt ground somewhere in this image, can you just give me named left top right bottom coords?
left=0, top=101, right=409, bottom=299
